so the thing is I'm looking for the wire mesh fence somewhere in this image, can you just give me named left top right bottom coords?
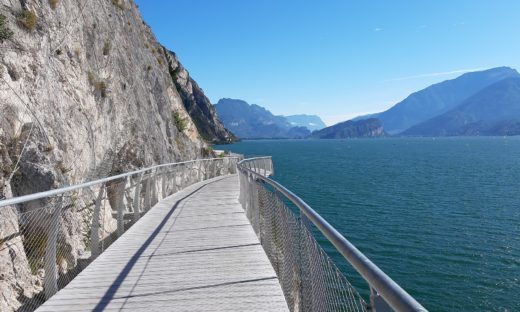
left=238, top=157, right=427, bottom=312
left=0, top=157, right=239, bottom=312
left=239, top=166, right=367, bottom=312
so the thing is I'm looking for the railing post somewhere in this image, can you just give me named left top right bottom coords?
left=200, top=161, right=205, bottom=181
left=133, top=172, right=144, bottom=224
left=151, top=169, right=158, bottom=206
left=371, top=288, right=394, bottom=312
left=144, top=170, right=152, bottom=211
left=117, top=177, right=127, bottom=237
left=44, top=196, right=63, bottom=300
left=245, top=173, right=252, bottom=219
left=172, top=166, right=179, bottom=194
left=91, top=184, right=105, bottom=259
left=251, top=177, right=260, bottom=235
left=161, top=167, right=167, bottom=199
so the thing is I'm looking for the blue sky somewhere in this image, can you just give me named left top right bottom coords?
left=135, top=0, right=520, bottom=125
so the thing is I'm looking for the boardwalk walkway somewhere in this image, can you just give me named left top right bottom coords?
left=37, top=175, right=289, bottom=311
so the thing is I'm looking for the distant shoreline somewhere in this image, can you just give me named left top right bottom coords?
left=216, top=135, right=520, bottom=143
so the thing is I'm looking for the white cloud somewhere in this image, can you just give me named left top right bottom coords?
left=383, top=67, right=492, bottom=82
left=374, top=28, right=383, bottom=32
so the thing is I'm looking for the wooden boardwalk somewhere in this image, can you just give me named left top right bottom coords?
left=37, top=175, right=289, bottom=311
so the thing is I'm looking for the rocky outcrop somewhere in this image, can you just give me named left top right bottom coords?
left=310, top=118, right=386, bottom=139
left=0, top=0, right=227, bottom=310
left=166, top=51, right=237, bottom=144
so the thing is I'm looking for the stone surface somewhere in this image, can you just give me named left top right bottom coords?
left=0, top=205, right=42, bottom=312
left=0, top=0, right=230, bottom=310
left=166, top=51, right=237, bottom=144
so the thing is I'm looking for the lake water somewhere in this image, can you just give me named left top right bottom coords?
left=216, top=137, right=520, bottom=312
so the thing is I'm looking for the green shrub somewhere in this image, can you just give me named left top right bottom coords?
left=21, top=229, right=48, bottom=274
left=19, top=10, right=37, bottom=31
left=202, top=146, right=214, bottom=157
left=49, top=0, right=59, bottom=9
left=111, top=0, right=125, bottom=10
left=56, top=160, right=70, bottom=173
left=87, top=71, right=95, bottom=85
left=102, top=41, right=111, bottom=56
left=0, top=14, right=13, bottom=42
left=95, top=81, right=107, bottom=98
left=44, top=144, right=54, bottom=152
left=172, top=111, right=187, bottom=132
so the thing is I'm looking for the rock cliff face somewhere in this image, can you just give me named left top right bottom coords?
left=0, top=0, right=227, bottom=310
left=310, top=118, right=386, bottom=139
left=165, top=51, right=237, bottom=144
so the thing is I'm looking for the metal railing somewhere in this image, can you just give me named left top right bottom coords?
left=0, top=157, right=239, bottom=311
left=237, top=157, right=428, bottom=312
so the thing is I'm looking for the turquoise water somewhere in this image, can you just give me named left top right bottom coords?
left=216, top=138, right=520, bottom=311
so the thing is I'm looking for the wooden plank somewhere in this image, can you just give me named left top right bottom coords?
left=37, top=175, right=289, bottom=312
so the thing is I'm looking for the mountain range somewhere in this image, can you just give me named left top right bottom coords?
left=214, top=99, right=325, bottom=139
left=356, top=67, right=520, bottom=134
left=403, top=77, right=520, bottom=136
left=213, top=67, right=520, bottom=140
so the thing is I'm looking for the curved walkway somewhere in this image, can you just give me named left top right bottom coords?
left=37, top=175, right=288, bottom=311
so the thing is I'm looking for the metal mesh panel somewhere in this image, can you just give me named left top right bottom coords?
left=0, top=157, right=240, bottom=312
left=241, top=171, right=368, bottom=312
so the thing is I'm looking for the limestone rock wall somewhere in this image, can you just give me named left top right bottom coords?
left=0, top=0, right=226, bottom=310
left=166, top=51, right=237, bottom=144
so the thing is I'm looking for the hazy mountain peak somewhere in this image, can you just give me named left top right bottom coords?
left=403, top=77, right=520, bottom=136
left=285, top=114, right=326, bottom=131
left=214, top=98, right=311, bottom=139
left=357, top=66, right=520, bottom=134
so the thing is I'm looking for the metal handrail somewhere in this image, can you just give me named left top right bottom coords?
left=0, top=157, right=239, bottom=208
left=237, top=157, right=427, bottom=312
left=1, top=156, right=240, bottom=303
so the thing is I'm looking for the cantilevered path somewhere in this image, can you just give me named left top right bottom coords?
left=37, top=175, right=289, bottom=311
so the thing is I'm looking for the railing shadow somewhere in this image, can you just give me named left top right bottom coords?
left=91, top=182, right=211, bottom=311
